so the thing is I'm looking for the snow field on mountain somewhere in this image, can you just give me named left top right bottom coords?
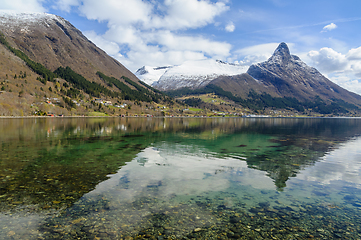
left=136, top=59, right=248, bottom=88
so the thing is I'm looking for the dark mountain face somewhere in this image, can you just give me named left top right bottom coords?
left=209, top=73, right=279, bottom=99
left=246, top=42, right=361, bottom=105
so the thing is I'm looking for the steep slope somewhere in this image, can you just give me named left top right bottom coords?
left=0, top=40, right=46, bottom=116
left=163, top=43, right=361, bottom=115
left=246, top=42, right=361, bottom=105
left=210, top=73, right=280, bottom=99
left=0, top=11, right=173, bottom=117
left=137, top=59, right=248, bottom=90
left=0, top=11, right=138, bottom=84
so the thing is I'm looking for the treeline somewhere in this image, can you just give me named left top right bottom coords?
left=167, top=84, right=359, bottom=114
left=138, top=80, right=164, bottom=95
left=97, top=71, right=150, bottom=101
left=246, top=90, right=304, bottom=112
left=183, top=97, right=204, bottom=107
left=302, top=96, right=354, bottom=115
left=96, top=72, right=173, bottom=103
left=54, top=67, right=118, bottom=98
left=122, top=76, right=172, bottom=103
left=0, top=32, right=57, bottom=82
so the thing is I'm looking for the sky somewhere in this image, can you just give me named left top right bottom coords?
left=1, top=0, right=361, bottom=94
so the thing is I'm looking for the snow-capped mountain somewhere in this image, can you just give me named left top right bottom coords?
left=0, top=11, right=64, bottom=30
left=246, top=42, right=361, bottom=103
left=136, top=59, right=248, bottom=90
left=142, top=42, right=361, bottom=109
left=135, top=66, right=173, bottom=85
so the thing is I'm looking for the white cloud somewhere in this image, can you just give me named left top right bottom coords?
left=153, top=0, right=229, bottom=30
left=225, top=21, right=235, bottom=32
left=53, top=0, right=80, bottom=12
left=347, top=46, right=361, bottom=61
left=233, top=43, right=294, bottom=65
left=77, top=0, right=228, bottom=31
left=0, top=0, right=46, bottom=12
left=121, top=50, right=207, bottom=71
left=84, top=30, right=120, bottom=56
left=321, top=23, right=337, bottom=32
left=74, top=0, right=231, bottom=71
left=148, top=30, right=231, bottom=57
left=236, top=43, right=280, bottom=56
left=308, top=46, right=361, bottom=94
left=96, top=28, right=231, bottom=70
left=308, top=47, right=348, bottom=72
left=79, top=0, right=152, bottom=26
left=328, top=73, right=361, bottom=95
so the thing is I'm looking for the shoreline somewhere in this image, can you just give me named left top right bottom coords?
left=0, top=115, right=361, bottom=119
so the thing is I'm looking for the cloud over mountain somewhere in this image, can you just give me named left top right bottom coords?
left=308, top=47, right=348, bottom=72
left=308, top=46, right=361, bottom=94
left=308, top=47, right=361, bottom=76
left=64, top=0, right=231, bottom=71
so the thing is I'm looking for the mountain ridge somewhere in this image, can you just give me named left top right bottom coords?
left=136, top=42, right=361, bottom=108
left=0, top=11, right=139, bottom=84
left=136, top=59, right=248, bottom=90
left=0, top=11, right=360, bottom=116
left=246, top=42, right=361, bottom=104
left=0, top=11, right=174, bottom=117
left=161, top=43, right=361, bottom=115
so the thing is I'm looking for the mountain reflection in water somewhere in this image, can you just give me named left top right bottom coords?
left=1, top=117, right=361, bottom=239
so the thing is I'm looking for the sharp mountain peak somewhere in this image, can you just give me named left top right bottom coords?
left=267, top=42, right=292, bottom=64
left=274, top=42, right=290, bottom=55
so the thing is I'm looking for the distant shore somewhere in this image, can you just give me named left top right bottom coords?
left=0, top=115, right=360, bottom=119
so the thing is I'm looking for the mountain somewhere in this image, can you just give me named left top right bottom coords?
left=162, top=43, right=361, bottom=115
left=135, top=66, right=173, bottom=85
left=136, top=59, right=248, bottom=90
left=245, top=42, right=361, bottom=104
left=0, top=11, right=171, bottom=116
left=0, top=11, right=138, bottom=83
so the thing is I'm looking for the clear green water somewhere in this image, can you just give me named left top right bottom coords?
left=1, top=117, right=361, bottom=239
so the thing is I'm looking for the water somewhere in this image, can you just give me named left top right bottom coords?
left=1, top=117, right=361, bottom=239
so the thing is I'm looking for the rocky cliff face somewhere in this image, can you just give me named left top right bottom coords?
left=0, top=11, right=139, bottom=84
left=246, top=42, right=361, bottom=104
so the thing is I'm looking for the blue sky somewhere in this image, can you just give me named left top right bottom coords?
left=1, top=0, right=361, bottom=94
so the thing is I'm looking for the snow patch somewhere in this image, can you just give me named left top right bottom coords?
left=0, top=11, right=65, bottom=32
left=135, top=66, right=173, bottom=85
